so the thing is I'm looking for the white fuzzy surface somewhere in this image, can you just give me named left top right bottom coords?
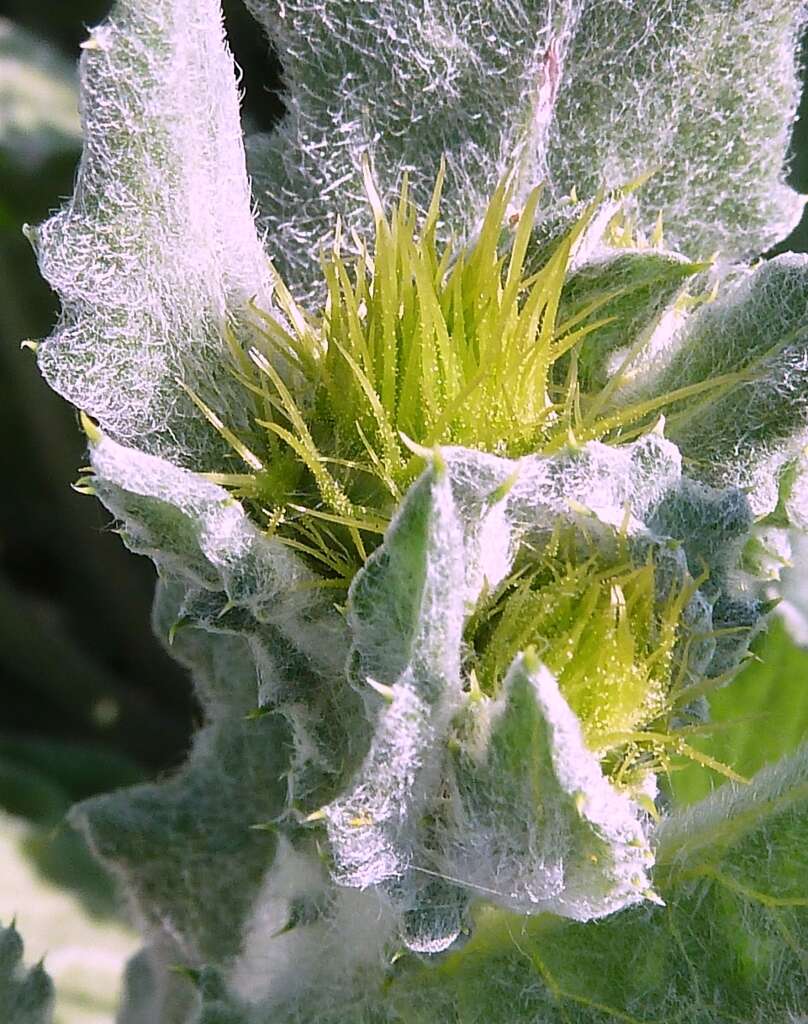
left=35, top=0, right=272, bottom=469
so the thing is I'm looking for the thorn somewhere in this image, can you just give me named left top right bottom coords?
left=270, top=917, right=298, bottom=939
left=303, top=809, right=326, bottom=824
left=167, top=617, right=189, bottom=646
left=169, top=965, right=201, bottom=986
left=522, top=646, right=542, bottom=675
left=79, top=411, right=102, bottom=445
left=79, top=32, right=103, bottom=51
left=643, top=889, right=665, bottom=907
left=567, top=498, right=594, bottom=518
left=348, top=812, right=373, bottom=828
left=20, top=340, right=38, bottom=354
left=366, top=676, right=395, bottom=702
left=651, top=414, right=666, bottom=437
left=573, top=791, right=587, bottom=816
left=390, top=949, right=407, bottom=966
left=650, top=209, right=664, bottom=248
left=400, top=432, right=446, bottom=478
left=71, top=480, right=97, bottom=496
left=635, top=793, right=660, bottom=822
left=487, top=469, right=520, bottom=505
left=431, top=445, right=447, bottom=479
left=249, top=821, right=278, bottom=833
left=244, top=705, right=274, bottom=721
left=332, top=213, right=343, bottom=255
left=398, top=431, right=431, bottom=460
left=467, top=668, right=483, bottom=703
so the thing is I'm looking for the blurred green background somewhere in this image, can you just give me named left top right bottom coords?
left=0, top=4, right=807, bottom=1021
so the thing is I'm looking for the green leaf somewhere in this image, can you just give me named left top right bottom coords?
left=72, top=651, right=292, bottom=965
left=443, top=432, right=685, bottom=606
left=631, top=254, right=808, bottom=516
left=88, top=432, right=348, bottom=697
left=0, top=739, right=144, bottom=918
left=648, top=478, right=758, bottom=677
left=555, top=249, right=707, bottom=393
left=325, top=462, right=467, bottom=951
left=70, top=431, right=369, bottom=1018
left=117, top=949, right=161, bottom=1024
left=244, top=0, right=580, bottom=298
left=34, top=0, right=272, bottom=469
left=388, top=745, right=808, bottom=1023
left=671, top=617, right=808, bottom=806
left=444, top=653, right=656, bottom=920
left=547, top=2, right=806, bottom=260
left=0, top=922, right=53, bottom=1024
left=245, top=1, right=804, bottom=301
left=347, top=459, right=464, bottom=692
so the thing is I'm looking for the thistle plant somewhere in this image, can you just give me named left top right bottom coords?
left=6, top=1, right=808, bottom=1022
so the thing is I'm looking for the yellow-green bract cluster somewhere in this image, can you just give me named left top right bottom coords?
left=197, top=165, right=716, bottom=577
left=187, top=168, right=741, bottom=788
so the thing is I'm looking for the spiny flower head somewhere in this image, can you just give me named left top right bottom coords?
left=181, top=165, right=751, bottom=790
left=192, top=164, right=721, bottom=585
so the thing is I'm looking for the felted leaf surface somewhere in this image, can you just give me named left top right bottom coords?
left=245, top=0, right=804, bottom=299
left=632, top=254, right=808, bottom=516
left=547, top=2, right=806, bottom=261
left=71, top=599, right=292, bottom=967
left=34, top=0, right=271, bottom=469
left=244, top=0, right=580, bottom=298
left=442, top=432, right=685, bottom=607
left=442, top=433, right=757, bottom=685
left=76, top=431, right=775, bottom=1014
left=388, top=745, right=808, bottom=1024
left=324, top=436, right=731, bottom=956
left=324, top=464, right=466, bottom=950
left=87, top=432, right=348, bottom=695
left=0, top=922, right=53, bottom=1024
left=442, top=654, right=655, bottom=921
left=69, top=432, right=365, bottom=1020
left=647, top=478, right=758, bottom=676
left=554, top=249, right=706, bottom=393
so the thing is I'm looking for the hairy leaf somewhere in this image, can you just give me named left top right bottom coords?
left=245, top=0, right=580, bottom=297
left=642, top=254, right=808, bottom=515
left=33, top=0, right=271, bottom=468
left=442, top=654, right=655, bottom=920
left=547, top=2, right=806, bottom=260
left=245, top=0, right=804, bottom=299
left=0, top=922, right=53, bottom=1024
left=389, top=745, right=808, bottom=1023
left=325, top=462, right=467, bottom=952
